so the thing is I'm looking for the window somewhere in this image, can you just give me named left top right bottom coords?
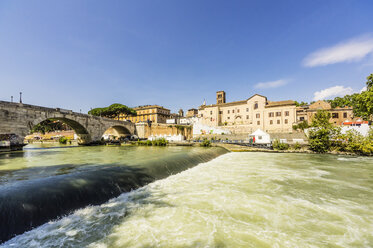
left=210, top=111, right=212, bottom=115
left=254, top=102, right=258, bottom=109
left=246, top=108, right=249, bottom=112
left=227, top=117, right=230, bottom=119
left=285, top=111, right=289, bottom=116
left=276, top=112, right=281, bottom=117
left=270, top=120, right=273, bottom=125
left=228, top=110, right=230, bottom=114
left=258, top=136, right=262, bottom=140
left=269, top=112, right=274, bottom=117
left=300, top=117, right=304, bottom=121
left=332, top=113, right=339, bottom=119
left=232, top=110, right=235, bottom=113
left=257, top=121, right=260, bottom=125
left=246, top=115, right=249, bottom=119
left=219, top=111, right=223, bottom=114
left=285, top=119, right=288, bottom=124
left=210, top=117, right=213, bottom=121
left=343, top=112, right=347, bottom=118
left=201, top=114, right=203, bottom=117
left=277, top=120, right=280, bottom=124
left=256, top=113, right=260, bottom=118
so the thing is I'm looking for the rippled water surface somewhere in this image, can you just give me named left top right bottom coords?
left=2, top=147, right=373, bottom=247
left=0, top=144, right=216, bottom=184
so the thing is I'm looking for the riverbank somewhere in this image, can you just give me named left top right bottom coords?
left=217, top=143, right=372, bottom=156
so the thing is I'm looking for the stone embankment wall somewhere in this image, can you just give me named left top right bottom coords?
left=195, top=132, right=308, bottom=143
left=136, top=123, right=193, bottom=140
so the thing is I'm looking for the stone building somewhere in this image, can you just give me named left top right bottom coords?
left=122, top=105, right=171, bottom=124
left=299, top=100, right=357, bottom=126
left=186, top=108, right=198, bottom=118
left=198, top=92, right=297, bottom=133
left=135, top=123, right=193, bottom=140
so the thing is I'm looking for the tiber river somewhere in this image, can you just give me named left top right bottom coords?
left=0, top=144, right=372, bottom=247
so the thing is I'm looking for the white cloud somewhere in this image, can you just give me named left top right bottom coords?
left=313, top=86, right=354, bottom=101
left=361, top=86, right=367, bottom=92
left=254, top=79, right=288, bottom=89
left=303, top=35, right=373, bottom=67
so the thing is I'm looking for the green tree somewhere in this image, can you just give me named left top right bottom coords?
left=293, top=120, right=309, bottom=131
left=337, top=129, right=373, bottom=155
left=89, top=104, right=137, bottom=120
left=352, top=74, right=373, bottom=121
left=353, top=91, right=373, bottom=121
left=88, top=107, right=107, bottom=117
left=366, top=73, right=373, bottom=91
left=294, top=101, right=308, bottom=107
left=308, top=110, right=339, bottom=153
left=311, top=110, right=332, bottom=128
left=326, top=94, right=358, bottom=108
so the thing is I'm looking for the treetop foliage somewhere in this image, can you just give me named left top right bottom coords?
left=311, top=110, right=333, bottom=128
left=88, top=104, right=137, bottom=120
left=294, top=101, right=309, bottom=107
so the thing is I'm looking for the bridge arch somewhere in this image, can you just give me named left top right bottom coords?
left=102, top=125, right=132, bottom=140
left=30, top=117, right=92, bottom=144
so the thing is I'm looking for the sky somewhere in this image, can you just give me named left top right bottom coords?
left=0, top=0, right=372, bottom=114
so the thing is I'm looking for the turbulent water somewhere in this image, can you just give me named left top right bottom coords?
left=1, top=146, right=373, bottom=247
left=0, top=144, right=227, bottom=243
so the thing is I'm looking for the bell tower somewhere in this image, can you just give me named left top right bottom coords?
left=216, top=91, right=226, bottom=104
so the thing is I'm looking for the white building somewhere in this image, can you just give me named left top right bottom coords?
left=249, top=129, right=271, bottom=144
left=341, top=120, right=370, bottom=137
left=191, top=117, right=231, bottom=136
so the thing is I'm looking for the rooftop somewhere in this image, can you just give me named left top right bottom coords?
left=134, top=105, right=170, bottom=111
left=265, top=100, right=296, bottom=108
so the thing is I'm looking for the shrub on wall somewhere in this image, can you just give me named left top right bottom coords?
left=58, top=136, right=68, bottom=144
left=273, top=139, right=289, bottom=150
left=136, top=138, right=168, bottom=146
left=200, top=139, right=211, bottom=147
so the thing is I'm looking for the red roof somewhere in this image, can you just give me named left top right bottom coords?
left=342, top=121, right=368, bottom=125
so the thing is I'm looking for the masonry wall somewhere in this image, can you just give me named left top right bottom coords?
left=135, top=123, right=193, bottom=140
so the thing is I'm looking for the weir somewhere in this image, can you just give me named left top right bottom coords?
left=0, top=147, right=228, bottom=243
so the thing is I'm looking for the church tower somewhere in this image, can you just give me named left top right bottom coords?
left=216, top=91, right=226, bottom=104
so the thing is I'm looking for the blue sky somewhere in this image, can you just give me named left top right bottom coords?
left=0, top=0, right=372, bottom=113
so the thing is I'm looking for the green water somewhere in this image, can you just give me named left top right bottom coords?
left=2, top=147, right=373, bottom=247
left=0, top=144, right=218, bottom=184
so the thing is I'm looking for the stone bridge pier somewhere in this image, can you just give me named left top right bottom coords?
left=0, top=101, right=136, bottom=145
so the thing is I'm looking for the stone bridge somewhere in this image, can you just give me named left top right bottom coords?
left=0, top=101, right=136, bottom=145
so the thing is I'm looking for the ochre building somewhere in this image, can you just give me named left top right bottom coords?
left=198, top=92, right=297, bottom=133
left=186, top=108, right=198, bottom=118
left=298, top=100, right=358, bottom=125
left=121, top=105, right=171, bottom=124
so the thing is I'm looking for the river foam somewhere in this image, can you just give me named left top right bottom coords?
left=3, top=152, right=373, bottom=247
left=0, top=146, right=227, bottom=243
